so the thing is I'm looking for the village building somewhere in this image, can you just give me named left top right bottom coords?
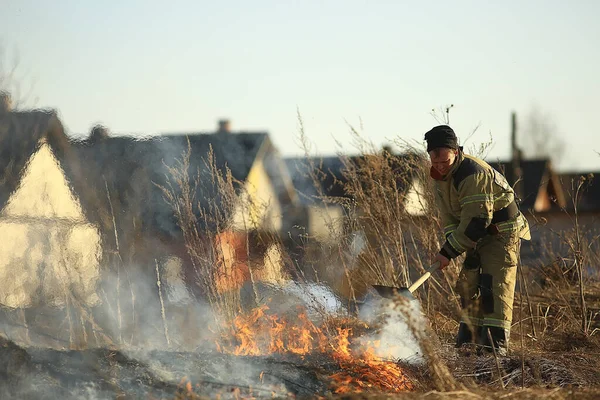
left=0, top=98, right=301, bottom=346
left=74, top=120, right=300, bottom=295
left=0, top=103, right=102, bottom=311
left=2, top=96, right=597, bottom=346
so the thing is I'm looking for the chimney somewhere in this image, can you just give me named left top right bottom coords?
left=0, top=91, right=13, bottom=114
left=89, top=124, right=110, bottom=143
left=510, top=112, right=523, bottom=200
left=217, top=119, right=231, bottom=134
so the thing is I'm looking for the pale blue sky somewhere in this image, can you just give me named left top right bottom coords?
left=1, top=0, right=598, bottom=171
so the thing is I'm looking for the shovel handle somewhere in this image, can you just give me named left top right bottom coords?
left=407, top=261, right=441, bottom=293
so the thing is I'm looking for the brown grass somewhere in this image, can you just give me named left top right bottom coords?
left=153, top=117, right=600, bottom=397
left=2, top=114, right=598, bottom=399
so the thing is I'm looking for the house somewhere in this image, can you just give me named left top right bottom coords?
left=0, top=100, right=301, bottom=346
left=488, top=158, right=567, bottom=215
left=0, top=104, right=102, bottom=311
left=72, top=120, right=300, bottom=300
left=488, top=110, right=599, bottom=265
left=284, top=149, right=431, bottom=242
left=557, top=172, right=600, bottom=216
left=486, top=158, right=569, bottom=262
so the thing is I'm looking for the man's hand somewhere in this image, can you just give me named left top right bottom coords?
left=434, top=253, right=450, bottom=270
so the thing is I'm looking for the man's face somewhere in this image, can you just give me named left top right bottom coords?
left=429, top=148, right=458, bottom=176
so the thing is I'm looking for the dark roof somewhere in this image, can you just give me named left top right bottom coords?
left=285, top=156, right=346, bottom=204
left=155, top=132, right=270, bottom=182
left=0, top=110, right=80, bottom=210
left=0, top=110, right=282, bottom=240
left=71, top=132, right=271, bottom=238
left=286, top=152, right=569, bottom=215
left=284, top=151, right=425, bottom=206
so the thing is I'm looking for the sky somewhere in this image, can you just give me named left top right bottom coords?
left=1, top=0, right=599, bottom=172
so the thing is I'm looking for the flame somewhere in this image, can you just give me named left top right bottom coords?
left=334, top=342, right=413, bottom=392
left=218, top=304, right=328, bottom=357
left=328, top=327, right=413, bottom=393
left=217, top=305, right=414, bottom=394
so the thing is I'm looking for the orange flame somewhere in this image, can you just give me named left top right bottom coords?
left=217, top=305, right=414, bottom=394
left=218, top=305, right=328, bottom=357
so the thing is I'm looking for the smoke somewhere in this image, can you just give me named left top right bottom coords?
left=357, top=292, right=426, bottom=365
left=241, top=280, right=348, bottom=321
left=0, top=260, right=298, bottom=399
left=0, top=253, right=429, bottom=399
left=0, top=119, right=430, bottom=398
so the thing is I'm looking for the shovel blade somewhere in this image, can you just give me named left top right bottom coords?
left=371, top=285, right=415, bottom=300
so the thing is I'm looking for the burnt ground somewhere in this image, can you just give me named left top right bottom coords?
left=2, top=333, right=600, bottom=400
left=0, top=335, right=348, bottom=399
left=2, top=285, right=600, bottom=399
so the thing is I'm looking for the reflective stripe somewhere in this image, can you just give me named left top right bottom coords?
left=516, top=214, right=527, bottom=228
left=444, top=223, right=458, bottom=235
left=482, top=318, right=511, bottom=330
left=495, top=214, right=526, bottom=233
left=448, top=234, right=467, bottom=253
left=496, top=223, right=515, bottom=233
left=443, top=240, right=461, bottom=258
left=460, top=194, right=494, bottom=206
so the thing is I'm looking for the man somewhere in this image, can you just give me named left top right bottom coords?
left=425, top=125, right=530, bottom=355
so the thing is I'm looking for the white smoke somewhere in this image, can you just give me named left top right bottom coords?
left=279, top=281, right=348, bottom=316
left=357, top=292, right=426, bottom=365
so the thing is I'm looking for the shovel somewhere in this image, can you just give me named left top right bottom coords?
left=371, top=261, right=441, bottom=300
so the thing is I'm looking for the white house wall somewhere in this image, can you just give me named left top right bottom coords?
left=231, top=158, right=282, bottom=232
left=0, top=143, right=101, bottom=308
left=307, top=204, right=345, bottom=242
left=404, top=179, right=429, bottom=216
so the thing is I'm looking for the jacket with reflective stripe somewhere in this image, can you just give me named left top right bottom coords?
left=433, top=151, right=529, bottom=259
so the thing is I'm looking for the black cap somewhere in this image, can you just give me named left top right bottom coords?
left=424, top=125, right=459, bottom=152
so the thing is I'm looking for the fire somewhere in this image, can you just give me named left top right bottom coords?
left=217, top=304, right=327, bottom=356
left=330, top=328, right=414, bottom=393
left=217, top=304, right=414, bottom=394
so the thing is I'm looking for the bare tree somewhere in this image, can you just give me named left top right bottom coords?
left=0, top=43, right=37, bottom=108
left=520, top=104, right=565, bottom=164
left=430, top=104, right=454, bottom=125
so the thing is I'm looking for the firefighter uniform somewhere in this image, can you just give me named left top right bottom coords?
left=433, top=150, right=530, bottom=353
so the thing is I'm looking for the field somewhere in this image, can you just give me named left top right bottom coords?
left=0, top=132, right=599, bottom=400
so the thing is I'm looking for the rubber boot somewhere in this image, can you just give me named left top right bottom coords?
left=455, top=322, right=475, bottom=348
left=477, top=326, right=509, bottom=356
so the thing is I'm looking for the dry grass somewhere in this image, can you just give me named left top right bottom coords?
left=1, top=116, right=598, bottom=399
left=151, top=119, right=600, bottom=396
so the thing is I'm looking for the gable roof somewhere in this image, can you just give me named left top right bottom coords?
left=1, top=110, right=295, bottom=242
left=489, top=159, right=544, bottom=210
left=156, top=131, right=270, bottom=182
left=487, top=158, right=567, bottom=212
left=284, top=150, right=426, bottom=207
left=71, top=128, right=299, bottom=239
left=71, top=132, right=270, bottom=237
left=0, top=110, right=85, bottom=213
